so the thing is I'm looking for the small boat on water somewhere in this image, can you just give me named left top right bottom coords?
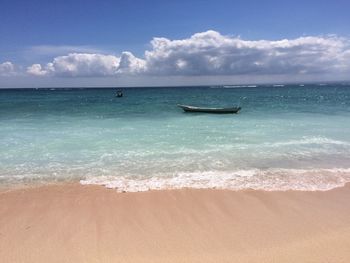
left=116, top=90, right=123, bottom=97
left=177, top=104, right=241, bottom=114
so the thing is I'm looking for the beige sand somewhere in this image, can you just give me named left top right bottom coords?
left=1, top=183, right=350, bottom=263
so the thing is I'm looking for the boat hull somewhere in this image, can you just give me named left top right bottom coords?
left=178, top=105, right=241, bottom=114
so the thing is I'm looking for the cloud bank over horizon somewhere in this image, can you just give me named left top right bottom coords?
left=2, top=30, right=350, bottom=83
left=0, top=62, right=16, bottom=77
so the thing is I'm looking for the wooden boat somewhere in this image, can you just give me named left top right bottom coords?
left=177, top=104, right=241, bottom=114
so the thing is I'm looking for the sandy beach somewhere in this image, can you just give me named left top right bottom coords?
left=1, top=184, right=350, bottom=263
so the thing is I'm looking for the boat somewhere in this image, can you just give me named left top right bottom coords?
left=177, top=104, right=241, bottom=114
left=116, top=90, right=123, bottom=97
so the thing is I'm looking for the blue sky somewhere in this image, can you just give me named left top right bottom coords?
left=1, top=0, right=350, bottom=87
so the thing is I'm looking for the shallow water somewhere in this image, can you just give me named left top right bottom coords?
left=1, top=84, right=350, bottom=191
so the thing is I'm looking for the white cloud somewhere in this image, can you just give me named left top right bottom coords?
left=27, top=53, right=122, bottom=77
left=117, top=52, right=147, bottom=74
left=0, top=61, right=16, bottom=76
left=26, top=30, right=350, bottom=78
left=145, top=31, right=350, bottom=76
left=52, top=53, right=121, bottom=77
left=27, top=64, right=50, bottom=76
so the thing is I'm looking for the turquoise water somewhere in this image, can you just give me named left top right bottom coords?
left=1, top=84, right=350, bottom=191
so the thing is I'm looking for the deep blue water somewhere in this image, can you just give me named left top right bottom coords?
left=1, top=84, right=350, bottom=191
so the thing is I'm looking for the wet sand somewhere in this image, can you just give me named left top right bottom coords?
left=1, top=183, right=350, bottom=262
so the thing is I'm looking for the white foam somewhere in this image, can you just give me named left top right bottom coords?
left=80, top=168, right=350, bottom=192
left=222, top=85, right=258, bottom=88
left=266, top=137, right=350, bottom=147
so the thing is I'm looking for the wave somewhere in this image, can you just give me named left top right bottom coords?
left=80, top=168, right=350, bottom=192
left=209, top=85, right=258, bottom=89
left=265, top=137, right=350, bottom=147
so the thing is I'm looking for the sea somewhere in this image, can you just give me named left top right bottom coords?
left=1, top=84, right=350, bottom=192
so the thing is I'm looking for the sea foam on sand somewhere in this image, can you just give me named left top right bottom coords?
left=80, top=168, right=350, bottom=192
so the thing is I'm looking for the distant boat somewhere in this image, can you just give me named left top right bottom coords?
left=177, top=104, right=241, bottom=114
left=116, top=90, right=123, bottom=97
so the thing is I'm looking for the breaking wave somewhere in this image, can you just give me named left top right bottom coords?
left=80, top=168, right=350, bottom=192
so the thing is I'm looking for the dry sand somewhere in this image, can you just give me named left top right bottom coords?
left=1, top=183, right=350, bottom=263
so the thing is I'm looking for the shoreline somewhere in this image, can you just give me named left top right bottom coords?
left=1, top=183, right=350, bottom=262
left=2, top=177, right=350, bottom=193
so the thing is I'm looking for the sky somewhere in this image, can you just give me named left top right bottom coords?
left=1, top=0, right=350, bottom=87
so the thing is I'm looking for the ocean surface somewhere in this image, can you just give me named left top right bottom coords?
left=1, top=84, right=350, bottom=191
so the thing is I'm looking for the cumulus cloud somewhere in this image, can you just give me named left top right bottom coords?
left=53, top=53, right=121, bottom=77
left=26, top=30, right=350, bottom=78
left=117, top=52, right=147, bottom=74
left=26, top=52, right=147, bottom=77
left=27, top=64, right=50, bottom=76
left=145, top=30, right=350, bottom=76
left=0, top=61, right=16, bottom=76
left=27, top=53, right=121, bottom=77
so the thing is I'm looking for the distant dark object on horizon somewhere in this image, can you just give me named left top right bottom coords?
left=116, top=90, right=123, bottom=97
left=177, top=104, right=241, bottom=114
